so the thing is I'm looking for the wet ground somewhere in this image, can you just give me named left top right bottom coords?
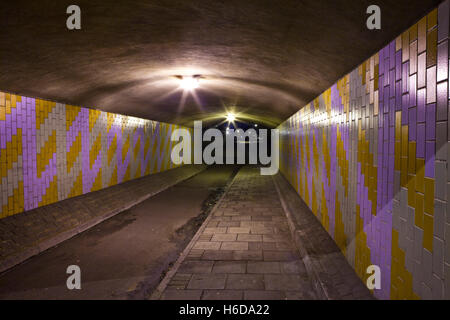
left=0, top=165, right=239, bottom=300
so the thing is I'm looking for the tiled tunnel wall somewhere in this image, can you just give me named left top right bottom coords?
left=279, top=2, right=449, bottom=299
left=0, top=91, right=186, bottom=219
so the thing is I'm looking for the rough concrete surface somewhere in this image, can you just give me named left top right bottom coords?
left=0, top=0, right=441, bottom=127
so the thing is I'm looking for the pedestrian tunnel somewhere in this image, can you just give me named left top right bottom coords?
left=0, top=0, right=449, bottom=301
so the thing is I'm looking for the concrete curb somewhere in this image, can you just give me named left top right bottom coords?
left=149, top=166, right=242, bottom=300
left=272, top=173, right=331, bottom=300
left=0, top=165, right=207, bottom=275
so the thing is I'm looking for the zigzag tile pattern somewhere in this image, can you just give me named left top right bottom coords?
left=279, top=2, right=449, bottom=299
left=0, top=92, right=185, bottom=219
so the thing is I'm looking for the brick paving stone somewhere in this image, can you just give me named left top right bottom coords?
left=232, top=250, right=263, bottom=261
left=211, top=234, right=237, bottom=242
left=237, top=234, right=263, bottom=242
left=212, top=261, right=247, bottom=274
left=203, top=227, right=227, bottom=234
left=202, top=290, right=243, bottom=300
left=263, top=250, right=298, bottom=261
left=244, top=290, right=286, bottom=300
left=248, top=242, right=277, bottom=251
left=202, top=250, right=234, bottom=260
left=227, top=227, right=250, bottom=234
left=178, top=261, right=214, bottom=274
left=281, top=261, right=307, bottom=274
left=226, top=274, right=265, bottom=290
left=218, top=221, right=240, bottom=227
left=193, top=241, right=221, bottom=250
left=207, top=221, right=219, bottom=227
left=247, top=261, right=281, bottom=274
left=231, top=216, right=252, bottom=221
left=285, top=291, right=317, bottom=300
left=262, top=234, right=290, bottom=242
left=221, top=242, right=249, bottom=251
left=161, top=289, right=203, bottom=300
left=264, top=274, right=311, bottom=291
left=187, top=274, right=227, bottom=290
left=250, top=227, right=275, bottom=235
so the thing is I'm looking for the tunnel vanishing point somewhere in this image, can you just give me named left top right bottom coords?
left=0, top=0, right=449, bottom=302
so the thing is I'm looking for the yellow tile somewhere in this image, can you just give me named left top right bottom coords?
left=11, top=95, right=16, bottom=108
left=401, top=126, right=408, bottom=157
left=415, top=159, right=425, bottom=193
left=6, top=99, right=11, bottom=114
left=423, top=213, right=434, bottom=252
left=424, top=177, right=434, bottom=215
left=0, top=92, right=5, bottom=106
left=427, top=28, right=437, bottom=67
left=0, top=106, right=5, bottom=121
left=395, top=112, right=402, bottom=139
left=427, top=8, right=437, bottom=30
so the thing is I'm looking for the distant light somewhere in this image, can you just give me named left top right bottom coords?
left=226, top=112, right=236, bottom=122
left=179, top=76, right=199, bottom=90
left=254, top=124, right=258, bottom=127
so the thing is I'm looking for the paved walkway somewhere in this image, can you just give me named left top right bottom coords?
left=154, top=167, right=319, bottom=300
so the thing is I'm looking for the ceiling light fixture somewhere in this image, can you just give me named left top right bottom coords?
left=226, top=112, right=236, bottom=122
left=179, top=76, right=199, bottom=90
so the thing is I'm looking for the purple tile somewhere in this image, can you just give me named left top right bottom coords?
left=425, top=142, right=435, bottom=178
left=396, top=51, right=402, bottom=81
left=384, top=86, right=390, bottom=113
left=390, top=70, right=396, bottom=98
left=402, top=94, right=409, bottom=125
left=426, top=103, right=436, bottom=140
left=390, top=40, right=396, bottom=70
left=417, top=123, right=425, bottom=158
left=385, top=58, right=390, bottom=86
left=409, top=74, right=417, bottom=108
left=402, top=62, right=409, bottom=94
left=396, top=81, right=402, bottom=110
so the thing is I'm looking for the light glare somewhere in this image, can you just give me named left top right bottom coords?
left=180, top=76, right=199, bottom=90
left=226, top=112, right=236, bottom=122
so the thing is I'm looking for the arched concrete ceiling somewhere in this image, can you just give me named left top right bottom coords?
left=0, top=0, right=442, bottom=128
